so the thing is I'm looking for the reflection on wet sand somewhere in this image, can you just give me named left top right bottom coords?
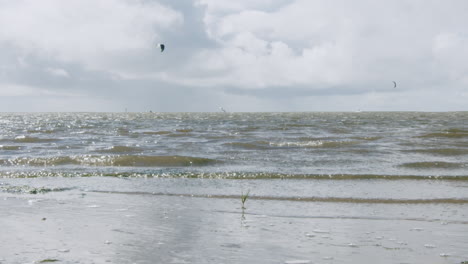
left=1, top=189, right=467, bottom=264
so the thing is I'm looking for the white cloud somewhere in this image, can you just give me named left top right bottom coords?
left=0, top=83, right=38, bottom=96
left=195, top=0, right=284, bottom=13
left=0, top=82, right=85, bottom=97
left=432, top=32, right=468, bottom=83
left=186, top=0, right=468, bottom=94
left=0, top=0, right=183, bottom=72
left=0, top=0, right=467, bottom=111
left=45, top=67, right=70, bottom=77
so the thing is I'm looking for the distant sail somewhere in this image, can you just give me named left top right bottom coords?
left=157, top=43, right=165, bottom=52
left=393, top=81, right=397, bottom=88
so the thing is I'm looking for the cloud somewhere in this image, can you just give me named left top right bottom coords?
left=195, top=0, right=288, bottom=13
left=432, top=32, right=468, bottom=83
left=0, top=0, right=183, bottom=73
left=186, top=0, right=468, bottom=94
left=0, top=83, right=38, bottom=96
left=0, top=0, right=467, bottom=111
left=45, top=67, right=70, bottom=78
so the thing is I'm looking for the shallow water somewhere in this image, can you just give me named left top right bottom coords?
left=1, top=112, right=467, bottom=263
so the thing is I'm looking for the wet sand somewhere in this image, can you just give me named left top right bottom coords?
left=1, top=180, right=467, bottom=264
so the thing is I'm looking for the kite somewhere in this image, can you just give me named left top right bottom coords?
left=157, top=43, right=165, bottom=52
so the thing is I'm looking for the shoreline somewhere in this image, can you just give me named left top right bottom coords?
left=1, top=185, right=467, bottom=264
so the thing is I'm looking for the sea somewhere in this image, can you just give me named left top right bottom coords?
left=0, top=112, right=467, bottom=179
left=1, top=112, right=467, bottom=263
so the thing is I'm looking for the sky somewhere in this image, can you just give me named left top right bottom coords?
left=0, top=0, right=467, bottom=112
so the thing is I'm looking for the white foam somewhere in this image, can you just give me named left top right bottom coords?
left=285, top=260, right=310, bottom=264
left=271, top=141, right=323, bottom=147
left=312, top=229, right=330, bottom=234
left=27, top=199, right=41, bottom=205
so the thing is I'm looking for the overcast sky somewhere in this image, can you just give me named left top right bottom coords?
left=0, top=0, right=467, bottom=112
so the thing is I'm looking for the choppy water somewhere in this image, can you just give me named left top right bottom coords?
left=1, top=111, right=468, bottom=203
left=0, top=112, right=467, bottom=178
left=1, top=112, right=468, bottom=263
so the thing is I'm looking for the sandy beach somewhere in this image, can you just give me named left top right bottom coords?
left=1, top=177, right=467, bottom=264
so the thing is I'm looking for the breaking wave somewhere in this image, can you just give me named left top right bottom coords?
left=224, top=140, right=361, bottom=150
left=1, top=171, right=467, bottom=180
left=269, top=140, right=360, bottom=148
left=96, top=146, right=144, bottom=153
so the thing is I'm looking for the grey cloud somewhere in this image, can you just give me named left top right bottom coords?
left=224, top=83, right=399, bottom=99
left=0, top=0, right=467, bottom=112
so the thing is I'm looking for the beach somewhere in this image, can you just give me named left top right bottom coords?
left=1, top=176, right=467, bottom=264
left=2, top=0, right=468, bottom=262
left=1, top=112, right=467, bottom=263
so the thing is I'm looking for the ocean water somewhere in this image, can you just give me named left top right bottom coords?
left=1, top=112, right=468, bottom=198
left=0, top=112, right=467, bottom=178
left=1, top=112, right=468, bottom=263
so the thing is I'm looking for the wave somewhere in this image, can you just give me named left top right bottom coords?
left=270, top=141, right=325, bottom=148
left=205, top=135, right=239, bottom=140
left=0, top=155, right=219, bottom=167
left=116, top=128, right=130, bottom=136
left=0, top=184, right=73, bottom=194
left=270, top=140, right=360, bottom=148
left=14, top=136, right=57, bottom=143
left=26, top=129, right=60, bottom=134
left=111, top=155, right=217, bottom=167
left=400, top=161, right=466, bottom=169
left=167, top=130, right=194, bottom=137
left=223, top=141, right=271, bottom=150
left=0, top=145, right=21, bottom=150
left=418, top=128, right=468, bottom=139
left=175, top=129, right=193, bottom=133
left=281, top=124, right=315, bottom=128
left=2, top=171, right=467, bottom=180
left=1, top=156, right=80, bottom=166
left=403, top=148, right=468, bottom=156
left=224, top=140, right=361, bottom=150
left=92, top=190, right=468, bottom=204
left=141, top=131, right=172, bottom=135
left=96, top=146, right=143, bottom=153
left=237, top=126, right=262, bottom=132
left=350, top=136, right=383, bottom=141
